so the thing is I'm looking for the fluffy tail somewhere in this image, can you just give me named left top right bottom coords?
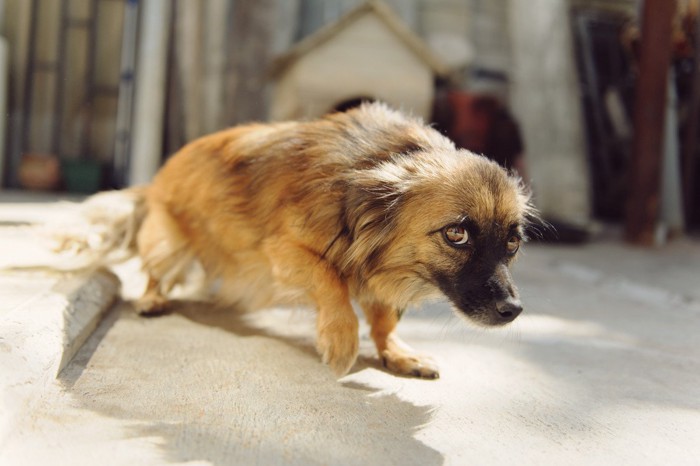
left=1, top=187, right=148, bottom=271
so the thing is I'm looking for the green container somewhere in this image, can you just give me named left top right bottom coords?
left=61, top=159, right=103, bottom=194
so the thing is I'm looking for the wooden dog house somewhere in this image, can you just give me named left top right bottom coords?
left=269, top=0, right=450, bottom=121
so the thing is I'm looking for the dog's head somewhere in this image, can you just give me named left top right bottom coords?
left=345, top=148, right=535, bottom=327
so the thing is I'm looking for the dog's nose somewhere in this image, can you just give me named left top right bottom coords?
left=495, top=298, right=523, bottom=322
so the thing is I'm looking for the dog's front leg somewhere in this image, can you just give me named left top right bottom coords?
left=362, top=302, right=439, bottom=379
left=313, top=276, right=359, bottom=376
left=264, top=240, right=359, bottom=376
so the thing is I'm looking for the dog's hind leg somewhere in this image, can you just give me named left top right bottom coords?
left=136, top=276, right=170, bottom=315
left=135, top=203, right=194, bottom=315
left=362, top=302, right=439, bottom=379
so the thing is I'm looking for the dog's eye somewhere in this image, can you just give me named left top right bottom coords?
left=506, top=236, right=520, bottom=254
left=444, top=226, right=469, bottom=246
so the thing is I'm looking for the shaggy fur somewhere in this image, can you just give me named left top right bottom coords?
left=57, top=103, right=535, bottom=378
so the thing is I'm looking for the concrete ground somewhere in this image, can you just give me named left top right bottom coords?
left=1, top=193, right=699, bottom=465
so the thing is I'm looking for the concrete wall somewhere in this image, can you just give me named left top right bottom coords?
left=419, top=0, right=473, bottom=73
left=509, top=0, right=592, bottom=226
left=297, top=0, right=420, bottom=37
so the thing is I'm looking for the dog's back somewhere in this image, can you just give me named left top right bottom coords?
left=137, top=104, right=453, bottom=312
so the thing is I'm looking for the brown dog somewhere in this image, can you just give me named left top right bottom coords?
left=122, top=103, right=534, bottom=378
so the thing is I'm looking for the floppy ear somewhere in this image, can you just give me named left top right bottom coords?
left=342, top=162, right=413, bottom=274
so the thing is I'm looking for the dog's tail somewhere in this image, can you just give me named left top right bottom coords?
left=1, top=187, right=148, bottom=271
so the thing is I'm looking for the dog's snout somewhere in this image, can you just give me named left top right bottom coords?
left=495, top=298, right=523, bottom=322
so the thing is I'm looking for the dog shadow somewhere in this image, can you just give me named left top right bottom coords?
left=166, top=300, right=392, bottom=375
left=59, top=300, right=443, bottom=465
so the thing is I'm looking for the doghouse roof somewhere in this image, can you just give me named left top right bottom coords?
left=269, top=0, right=451, bottom=78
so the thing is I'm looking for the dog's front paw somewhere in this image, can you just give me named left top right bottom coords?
left=316, top=319, right=359, bottom=376
left=381, top=350, right=439, bottom=379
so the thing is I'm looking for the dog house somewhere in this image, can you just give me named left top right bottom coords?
left=269, top=0, right=450, bottom=121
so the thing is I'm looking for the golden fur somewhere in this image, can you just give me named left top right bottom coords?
left=125, top=103, right=533, bottom=378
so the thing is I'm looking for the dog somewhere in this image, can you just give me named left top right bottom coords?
left=54, top=103, right=535, bottom=379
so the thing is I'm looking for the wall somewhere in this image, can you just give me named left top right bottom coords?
left=0, top=0, right=606, bottom=216
left=509, top=0, right=592, bottom=226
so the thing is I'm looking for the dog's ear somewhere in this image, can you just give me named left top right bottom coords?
left=342, top=162, right=413, bottom=273
left=346, top=174, right=399, bottom=234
